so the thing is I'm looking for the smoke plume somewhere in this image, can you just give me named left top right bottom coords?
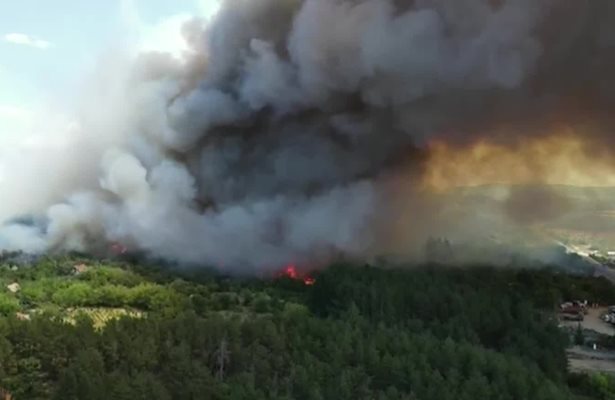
left=1, top=0, right=615, bottom=271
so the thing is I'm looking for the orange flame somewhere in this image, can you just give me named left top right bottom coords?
left=278, top=264, right=315, bottom=286
left=283, top=264, right=299, bottom=279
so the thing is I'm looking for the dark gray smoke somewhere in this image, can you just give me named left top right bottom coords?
left=1, top=0, right=614, bottom=271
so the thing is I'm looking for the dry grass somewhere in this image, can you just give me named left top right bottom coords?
left=63, top=307, right=144, bottom=329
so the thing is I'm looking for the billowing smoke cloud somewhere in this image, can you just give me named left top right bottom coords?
left=1, top=0, right=614, bottom=271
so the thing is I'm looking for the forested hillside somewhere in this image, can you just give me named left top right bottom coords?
left=0, top=257, right=613, bottom=399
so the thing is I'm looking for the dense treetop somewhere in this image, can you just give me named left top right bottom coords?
left=0, top=256, right=612, bottom=399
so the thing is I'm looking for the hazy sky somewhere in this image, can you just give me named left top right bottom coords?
left=0, top=0, right=219, bottom=139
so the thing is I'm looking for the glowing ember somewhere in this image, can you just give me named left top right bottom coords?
left=284, top=264, right=298, bottom=279
left=303, top=277, right=316, bottom=286
left=277, top=264, right=315, bottom=286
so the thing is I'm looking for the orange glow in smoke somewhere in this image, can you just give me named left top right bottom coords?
left=422, top=129, right=615, bottom=192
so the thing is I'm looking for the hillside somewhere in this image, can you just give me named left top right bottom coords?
left=0, top=257, right=612, bottom=398
left=447, top=185, right=615, bottom=252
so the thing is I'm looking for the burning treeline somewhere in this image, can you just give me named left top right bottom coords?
left=0, top=0, right=614, bottom=272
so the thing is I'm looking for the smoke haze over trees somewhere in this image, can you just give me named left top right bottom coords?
left=1, top=0, right=614, bottom=271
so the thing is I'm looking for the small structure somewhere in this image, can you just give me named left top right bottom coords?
left=6, top=283, right=20, bottom=294
left=72, top=264, right=90, bottom=275
left=561, top=301, right=588, bottom=313
left=560, top=300, right=588, bottom=321
left=15, top=312, right=30, bottom=321
left=561, top=312, right=584, bottom=321
left=0, top=387, right=12, bottom=400
left=603, top=306, right=615, bottom=326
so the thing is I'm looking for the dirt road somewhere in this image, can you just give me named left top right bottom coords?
left=562, top=308, right=615, bottom=374
left=560, top=307, right=615, bottom=336
left=568, top=346, right=615, bottom=374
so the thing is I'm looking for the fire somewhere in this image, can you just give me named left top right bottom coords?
left=422, top=129, right=615, bottom=192
left=303, top=277, right=316, bottom=286
left=278, top=264, right=316, bottom=286
left=283, top=264, right=299, bottom=279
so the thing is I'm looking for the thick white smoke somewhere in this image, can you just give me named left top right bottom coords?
left=0, top=0, right=613, bottom=271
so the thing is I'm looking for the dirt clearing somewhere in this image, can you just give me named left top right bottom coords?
left=560, top=307, right=615, bottom=336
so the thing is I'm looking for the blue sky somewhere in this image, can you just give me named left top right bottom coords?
left=0, top=0, right=219, bottom=138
